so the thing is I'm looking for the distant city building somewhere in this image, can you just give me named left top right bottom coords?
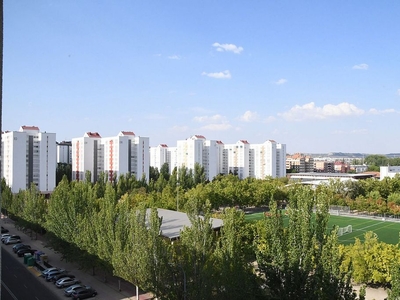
left=350, top=165, right=368, bottom=173
left=286, top=153, right=314, bottom=173
left=57, top=141, right=72, bottom=164
left=314, top=161, right=335, bottom=173
left=334, top=161, right=349, bottom=173
left=72, top=131, right=149, bottom=183
left=380, top=166, right=400, bottom=180
left=1, top=126, right=56, bottom=193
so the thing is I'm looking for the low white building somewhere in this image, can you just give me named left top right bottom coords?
left=1, top=126, right=56, bottom=193
left=380, top=166, right=400, bottom=180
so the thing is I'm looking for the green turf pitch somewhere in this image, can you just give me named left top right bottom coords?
left=245, top=212, right=400, bottom=245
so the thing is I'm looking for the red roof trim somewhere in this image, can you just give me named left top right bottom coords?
left=120, top=131, right=135, bottom=136
left=86, top=132, right=101, bottom=138
left=21, top=125, right=40, bottom=130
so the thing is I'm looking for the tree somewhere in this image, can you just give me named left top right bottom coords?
left=56, top=163, right=72, bottom=185
left=255, top=185, right=355, bottom=300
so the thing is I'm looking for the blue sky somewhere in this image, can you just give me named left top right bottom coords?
left=4, top=1, right=400, bottom=154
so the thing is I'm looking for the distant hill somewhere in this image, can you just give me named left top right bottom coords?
left=298, top=152, right=400, bottom=159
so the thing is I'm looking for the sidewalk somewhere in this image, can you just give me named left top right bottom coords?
left=1, top=215, right=153, bottom=300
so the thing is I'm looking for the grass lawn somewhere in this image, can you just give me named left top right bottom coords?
left=245, top=212, right=400, bottom=245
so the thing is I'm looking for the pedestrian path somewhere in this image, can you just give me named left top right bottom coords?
left=1, top=215, right=153, bottom=300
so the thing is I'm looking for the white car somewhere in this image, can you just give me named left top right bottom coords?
left=4, top=236, right=21, bottom=244
left=55, top=277, right=81, bottom=288
left=1, top=234, right=11, bottom=242
left=41, top=267, right=60, bottom=277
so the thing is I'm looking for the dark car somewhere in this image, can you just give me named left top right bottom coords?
left=71, top=287, right=97, bottom=299
left=51, top=273, right=76, bottom=283
left=13, top=243, right=31, bottom=253
left=1, top=226, right=9, bottom=233
left=17, top=248, right=37, bottom=257
left=64, top=285, right=90, bottom=297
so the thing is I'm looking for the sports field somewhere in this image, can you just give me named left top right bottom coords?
left=245, top=212, right=400, bottom=245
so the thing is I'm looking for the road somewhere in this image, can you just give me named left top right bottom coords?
left=1, top=247, right=61, bottom=300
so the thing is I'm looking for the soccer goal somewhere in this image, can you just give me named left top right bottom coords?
left=337, top=225, right=352, bottom=237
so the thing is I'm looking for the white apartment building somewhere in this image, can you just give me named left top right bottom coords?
left=176, top=135, right=206, bottom=170
left=57, top=141, right=72, bottom=164
left=151, top=136, right=286, bottom=181
left=223, top=140, right=251, bottom=179
left=150, top=144, right=169, bottom=171
left=1, top=126, right=56, bottom=193
left=72, top=131, right=149, bottom=183
left=72, top=132, right=102, bottom=182
left=250, top=140, right=286, bottom=179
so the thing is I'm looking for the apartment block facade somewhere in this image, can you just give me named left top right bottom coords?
left=150, top=136, right=286, bottom=181
left=72, top=131, right=149, bottom=183
left=57, top=141, right=72, bottom=164
left=1, top=126, right=56, bottom=193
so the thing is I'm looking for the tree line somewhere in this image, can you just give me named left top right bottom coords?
left=3, top=165, right=400, bottom=299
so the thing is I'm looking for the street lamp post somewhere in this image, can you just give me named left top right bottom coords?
left=176, top=181, right=179, bottom=211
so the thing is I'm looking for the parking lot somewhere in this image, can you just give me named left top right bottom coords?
left=1, top=215, right=153, bottom=300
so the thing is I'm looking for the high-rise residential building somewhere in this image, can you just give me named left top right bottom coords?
left=1, top=126, right=56, bottom=193
left=150, top=144, right=169, bottom=171
left=151, top=136, right=286, bottom=181
left=57, top=141, right=72, bottom=164
left=72, top=132, right=102, bottom=182
left=224, top=140, right=251, bottom=179
left=72, top=131, right=149, bottom=183
left=250, top=140, right=286, bottom=179
left=176, top=135, right=206, bottom=170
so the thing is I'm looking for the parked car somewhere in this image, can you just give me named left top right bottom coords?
left=1, top=226, right=9, bottom=233
left=13, top=243, right=31, bottom=253
left=71, top=287, right=97, bottom=299
left=64, top=285, right=90, bottom=297
left=4, top=235, right=21, bottom=244
left=51, top=273, right=76, bottom=283
left=17, top=248, right=37, bottom=257
left=1, top=233, right=11, bottom=241
left=55, top=277, right=81, bottom=288
left=41, top=267, right=63, bottom=277
left=45, top=270, right=67, bottom=282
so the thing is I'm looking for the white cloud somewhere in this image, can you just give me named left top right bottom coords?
left=193, top=114, right=225, bottom=123
left=368, top=108, right=396, bottom=115
left=332, top=129, right=368, bottom=135
left=273, top=78, right=287, bottom=85
left=193, top=114, right=232, bottom=131
left=352, top=63, right=369, bottom=70
left=239, top=111, right=259, bottom=122
left=279, top=102, right=364, bottom=121
left=212, top=42, right=243, bottom=54
left=201, top=123, right=232, bottom=131
left=202, top=70, right=231, bottom=79
left=168, top=55, right=181, bottom=60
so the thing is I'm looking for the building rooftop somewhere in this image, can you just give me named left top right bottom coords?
left=148, top=208, right=224, bottom=240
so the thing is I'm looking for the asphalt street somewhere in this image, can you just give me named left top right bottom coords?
left=1, top=247, right=60, bottom=300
